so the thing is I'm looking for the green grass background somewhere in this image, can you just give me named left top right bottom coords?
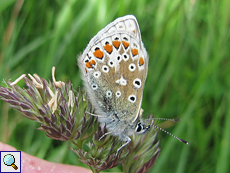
left=0, top=0, right=229, bottom=172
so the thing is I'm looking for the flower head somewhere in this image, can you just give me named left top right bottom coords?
left=0, top=67, right=160, bottom=172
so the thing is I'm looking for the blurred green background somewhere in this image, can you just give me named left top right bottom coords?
left=0, top=0, right=229, bottom=172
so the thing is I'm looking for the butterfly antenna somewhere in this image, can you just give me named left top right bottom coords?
left=151, top=124, right=189, bottom=145
left=153, top=118, right=180, bottom=122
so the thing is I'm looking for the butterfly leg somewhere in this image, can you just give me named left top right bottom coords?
left=99, top=128, right=124, bottom=140
left=85, top=111, right=112, bottom=119
left=99, top=131, right=114, bottom=141
left=117, top=135, right=131, bottom=153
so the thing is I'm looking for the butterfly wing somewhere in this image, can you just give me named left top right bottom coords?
left=78, top=15, right=148, bottom=123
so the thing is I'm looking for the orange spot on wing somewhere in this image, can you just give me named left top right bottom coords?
left=112, top=40, right=121, bottom=49
left=85, top=68, right=87, bottom=73
left=122, top=41, right=129, bottom=49
left=139, top=57, right=144, bottom=66
left=85, top=59, right=96, bottom=69
left=131, top=48, right=138, bottom=56
left=90, top=59, right=96, bottom=65
left=103, top=44, right=113, bottom=53
left=85, top=61, right=92, bottom=68
left=93, top=49, right=104, bottom=59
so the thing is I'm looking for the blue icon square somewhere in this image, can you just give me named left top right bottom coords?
left=0, top=151, right=21, bottom=173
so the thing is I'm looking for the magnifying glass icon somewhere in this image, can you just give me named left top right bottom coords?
left=3, top=154, right=18, bottom=170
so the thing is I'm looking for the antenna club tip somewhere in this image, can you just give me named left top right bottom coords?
left=180, top=139, right=189, bottom=145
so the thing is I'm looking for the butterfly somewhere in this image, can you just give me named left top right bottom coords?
left=78, top=15, right=188, bottom=152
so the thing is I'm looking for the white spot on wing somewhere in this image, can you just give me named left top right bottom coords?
left=116, top=90, right=121, bottom=97
left=133, top=78, right=142, bottom=88
left=93, top=71, right=101, bottom=78
left=106, top=90, right=112, bottom=97
left=128, top=95, right=137, bottom=103
left=102, top=65, right=109, bottom=73
left=108, top=60, right=115, bottom=67
left=91, top=83, right=98, bottom=90
left=129, top=63, right=136, bottom=72
left=122, top=53, right=129, bottom=61
left=116, top=21, right=126, bottom=31
left=116, top=76, right=127, bottom=86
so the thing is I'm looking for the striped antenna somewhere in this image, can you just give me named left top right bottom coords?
left=153, top=118, right=181, bottom=122
left=151, top=119, right=189, bottom=145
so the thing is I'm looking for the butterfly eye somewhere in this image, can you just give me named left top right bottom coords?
left=136, top=123, right=150, bottom=134
left=136, top=123, right=144, bottom=133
